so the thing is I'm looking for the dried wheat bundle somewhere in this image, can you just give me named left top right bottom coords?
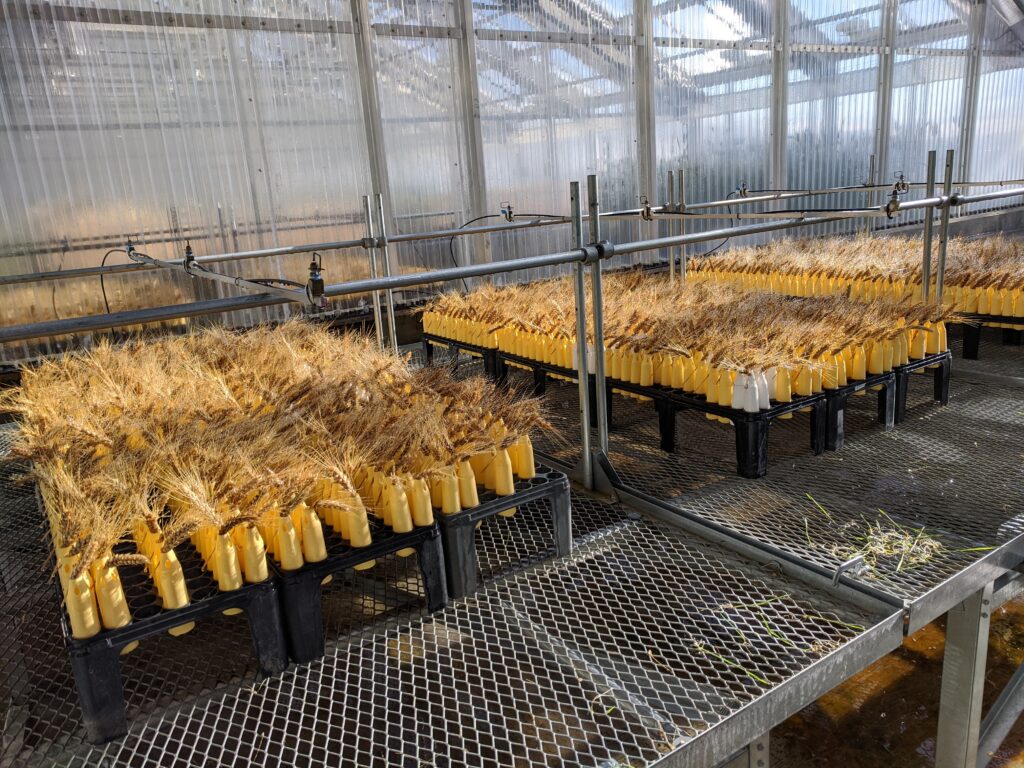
left=422, top=269, right=956, bottom=416
left=688, top=234, right=1024, bottom=324
left=7, top=321, right=546, bottom=640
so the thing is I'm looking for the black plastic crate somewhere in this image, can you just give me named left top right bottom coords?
left=893, top=350, right=952, bottom=424
left=273, top=519, right=446, bottom=664
left=437, top=467, right=571, bottom=599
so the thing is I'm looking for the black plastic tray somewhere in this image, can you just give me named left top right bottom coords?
left=438, top=467, right=571, bottom=599
left=272, top=517, right=446, bottom=664
left=44, top=485, right=288, bottom=744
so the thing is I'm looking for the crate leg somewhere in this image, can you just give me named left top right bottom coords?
left=70, top=643, right=127, bottom=744
left=494, top=356, right=509, bottom=387
left=483, top=350, right=497, bottom=379
left=735, top=419, right=769, bottom=479
left=935, top=354, right=951, bottom=405
left=440, top=522, right=478, bottom=600
left=280, top=570, right=325, bottom=664
left=418, top=531, right=449, bottom=612
left=423, top=339, right=433, bottom=365
left=810, top=399, right=826, bottom=455
left=962, top=324, right=981, bottom=360
left=656, top=399, right=676, bottom=453
left=550, top=487, right=572, bottom=557
left=894, top=368, right=910, bottom=425
left=825, top=391, right=847, bottom=451
left=533, top=367, right=547, bottom=396
left=878, top=379, right=896, bottom=430
left=246, top=585, right=289, bottom=675
left=1002, top=328, right=1022, bottom=346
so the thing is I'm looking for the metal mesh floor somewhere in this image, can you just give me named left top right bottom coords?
left=948, top=324, right=1024, bottom=381
left=61, top=501, right=888, bottom=768
left=527, top=360, right=1024, bottom=605
left=0, top=431, right=895, bottom=768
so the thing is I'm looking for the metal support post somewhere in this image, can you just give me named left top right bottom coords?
left=936, top=149, right=955, bottom=303
left=374, top=194, right=399, bottom=353
left=922, top=150, right=937, bottom=301
left=678, top=167, right=687, bottom=280
left=769, top=0, right=789, bottom=191
left=873, top=0, right=897, bottom=192
left=958, top=0, right=986, bottom=185
left=634, top=0, right=656, bottom=216
left=936, top=582, right=994, bottom=768
left=667, top=170, right=676, bottom=282
left=717, top=733, right=770, bottom=768
left=453, top=0, right=491, bottom=267
left=979, top=662, right=1024, bottom=768
left=350, top=0, right=392, bottom=204
left=361, top=195, right=385, bottom=349
left=570, top=182, right=593, bottom=491
left=587, top=175, right=610, bottom=456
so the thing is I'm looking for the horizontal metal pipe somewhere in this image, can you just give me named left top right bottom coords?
left=0, top=237, right=365, bottom=286
left=612, top=217, right=845, bottom=256
left=0, top=248, right=585, bottom=344
left=952, top=187, right=1024, bottom=205
left=387, top=216, right=569, bottom=243
left=0, top=293, right=286, bottom=344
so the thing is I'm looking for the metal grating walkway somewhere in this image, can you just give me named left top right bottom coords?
left=1, top=342, right=1021, bottom=767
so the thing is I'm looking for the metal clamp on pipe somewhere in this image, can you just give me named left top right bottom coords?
left=360, top=237, right=376, bottom=249
left=580, top=244, right=603, bottom=264
left=596, top=240, right=615, bottom=261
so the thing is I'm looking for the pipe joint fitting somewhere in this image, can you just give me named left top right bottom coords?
left=596, top=240, right=615, bottom=261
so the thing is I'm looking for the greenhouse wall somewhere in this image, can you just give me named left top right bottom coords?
left=1, top=0, right=1024, bottom=358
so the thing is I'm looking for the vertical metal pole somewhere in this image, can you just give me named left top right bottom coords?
left=873, top=0, right=897, bottom=195
left=667, top=170, right=676, bottom=282
left=588, top=174, right=610, bottom=456
left=678, top=167, right=687, bottom=280
left=935, top=582, right=993, bottom=768
left=922, top=150, right=937, bottom=301
left=936, top=149, right=955, bottom=303
left=373, top=193, right=399, bottom=353
left=769, top=0, right=789, bottom=191
left=362, top=195, right=384, bottom=349
left=957, top=0, right=986, bottom=185
left=570, top=182, right=593, bottom=490
left=635, top=0, right=656, bottom=216
left=351, top=0, right=392, bottom=204
left=452, top=0, right=491, bottom=266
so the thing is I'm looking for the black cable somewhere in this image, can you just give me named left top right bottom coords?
left=99, top=248, right=124, bottom=314
left=251, top=278, right=306, bottom=288
left=448, top=214, right=502, bottom=291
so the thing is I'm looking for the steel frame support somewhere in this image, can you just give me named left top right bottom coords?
left=635, top=0, right=657, bottom=208
left=922, top=150, right=938, bottom=301
left=350, top=0, right=393, bottom=206
left=716, top=734, right=770, bottom=768
left=979, top=662, right=1024, bottom=768
left=453, top=0, right=491, bottom=268
left=770, top=0, right=789, bottom=190
left=958, top=0, right=988, bottom=185
left=568, top=181, right=593, bottom=491
left=587, top=175, right=611, bottom=458
left=935, top=582, right=994, bottom=768
left=873, top=0, right=898, bottom=187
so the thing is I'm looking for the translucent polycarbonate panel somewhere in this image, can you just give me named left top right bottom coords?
left=373, top=34, right=470, bottom=280
left=883, top=52, right=964, bottom=227
left=786, top=51, right=880, bottom=234
left=655, top=45, right=772, bottom=247
left=371, top=0, right=457, bottom=26
left=475, top=38, right=642, bottom=279
left=652, top=0, right=772, bottom=44
left=0, top=11, right=371, bottom=362
left=967, top=55, right=1024, bottom=213
left=32, top=0, right=353, bottom=21
left=473, top=0, right=633, bottom=36
left=789, top=0, right=882, bottom=46
left=895, top=0, right=969, bottom=50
